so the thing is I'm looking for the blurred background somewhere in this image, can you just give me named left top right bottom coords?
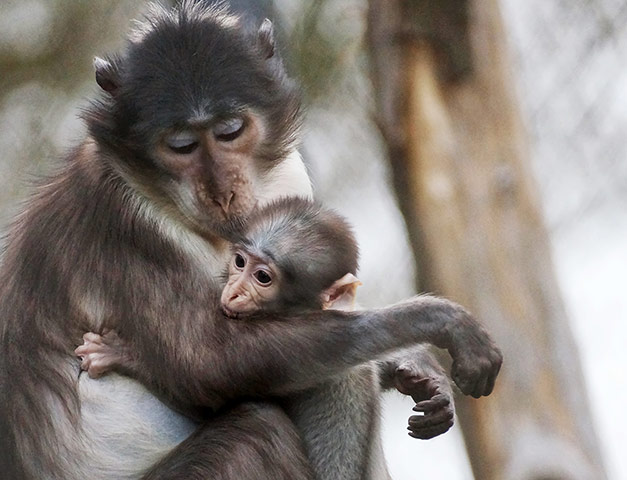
left=0, top=1, right=624, bottom=479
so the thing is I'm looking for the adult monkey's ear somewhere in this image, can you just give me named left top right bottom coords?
left=321, top=273, right=362, bottom=312
left=94, top=56, right=121, bottom=96
left=257, top=18, right=275, bottom=59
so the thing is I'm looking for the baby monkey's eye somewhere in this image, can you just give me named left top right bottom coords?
left=254, top=270, right=272, bottom=285
left=234, top=254, right=246, bottom=269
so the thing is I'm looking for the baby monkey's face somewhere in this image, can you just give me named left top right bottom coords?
left=220, top=249, right=282, bottom=319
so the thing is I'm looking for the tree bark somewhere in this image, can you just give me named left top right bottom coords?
left=367, top=1, right=607, bottom=479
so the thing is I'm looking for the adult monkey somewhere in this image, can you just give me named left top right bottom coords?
left=0, top=2, right=502, bottom=479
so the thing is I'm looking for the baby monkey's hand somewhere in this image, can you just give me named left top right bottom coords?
left=394, top=362, right=455, bottom=439
left=75, top=330, right=130, bottom=379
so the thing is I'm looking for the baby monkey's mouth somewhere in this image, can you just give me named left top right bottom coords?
left=221, top=305, right=242, bottom=319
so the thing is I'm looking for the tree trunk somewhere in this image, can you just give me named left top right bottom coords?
left=367, top=1, right=607, bottom=479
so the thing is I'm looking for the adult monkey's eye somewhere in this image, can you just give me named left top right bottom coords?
left=254, top=270, right=272, bottom=285
left=213, top=117, right=244, bottom=142
left=234, top=254, right=246, bottom=269
left=165, top=131, right=199, bottom=154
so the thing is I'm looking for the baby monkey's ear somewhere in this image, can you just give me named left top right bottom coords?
left=321, top=273, right=362, bottom=312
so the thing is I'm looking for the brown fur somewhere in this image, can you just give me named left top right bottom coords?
left=0, top=143, right=501, bottom=479
left=0, top=3, right=501, bottom=479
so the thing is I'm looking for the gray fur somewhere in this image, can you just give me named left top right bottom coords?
left=285, top=364, right=388, bottom=480
left=0, top=3, right=501, bottom=479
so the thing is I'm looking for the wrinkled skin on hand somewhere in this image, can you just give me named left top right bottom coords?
left=445, top=306, right=502, bottom=399
left=75, top=330, right=134, bottom=379
left=382, top=295, right=502, bottom=400
left=394, top=359, right=455, bottom=439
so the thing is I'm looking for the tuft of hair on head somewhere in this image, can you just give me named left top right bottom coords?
left=239, top=197, right=359, bottom=309
left=129, top=1, right=240, bottom=44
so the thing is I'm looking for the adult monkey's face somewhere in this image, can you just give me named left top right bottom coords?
left=89, top=4, right=306, bottom=236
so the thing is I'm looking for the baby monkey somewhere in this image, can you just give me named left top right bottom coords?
left=78, top=197, right=455, bottom=480
left=221, top=197, right=363, bottom=319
